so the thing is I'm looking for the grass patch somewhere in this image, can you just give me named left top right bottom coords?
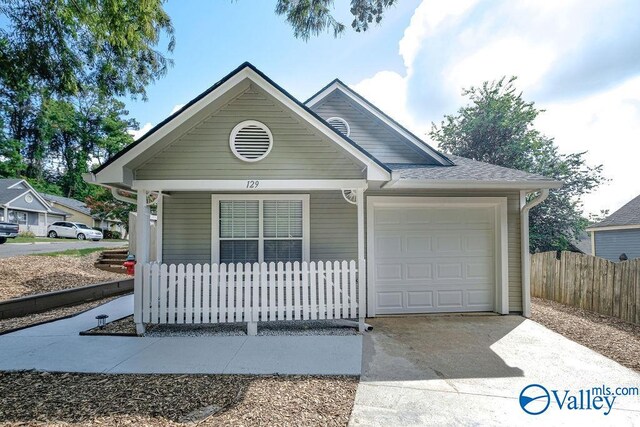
left=7, top=237, right=59, bottom=244
left=34, top=247, right=107, bottom=257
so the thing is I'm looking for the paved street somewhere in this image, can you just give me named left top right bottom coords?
left=0, top=240, right=127, bottom=258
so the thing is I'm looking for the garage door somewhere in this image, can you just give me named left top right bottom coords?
left=371, top=204, right=496, bottom=314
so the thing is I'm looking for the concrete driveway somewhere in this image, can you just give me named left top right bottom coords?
left=350, top=316, right=640, bottom=426
left=0, top=240, right=126, bottom=258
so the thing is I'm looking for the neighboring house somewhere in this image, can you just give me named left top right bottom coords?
left=0, top=179, right=68, bottom=236
left=586, top=194, right=640, bottom=261
left=42, top=193, right=127, bottom=237
left=84, top=63, right=561, bottom=334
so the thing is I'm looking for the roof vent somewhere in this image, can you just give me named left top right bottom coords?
left=327, top=117, right=350, bottom=137
left=230, top=120, right=273, bottom=162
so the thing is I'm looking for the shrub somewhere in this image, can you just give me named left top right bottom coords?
left=18, top=231, right=36, bottom=238
left=93, top=228, right=122, bottom=240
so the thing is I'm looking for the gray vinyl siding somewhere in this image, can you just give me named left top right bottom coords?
left=161, top=191, right=357, bottom=265
left=310, top=191, right=357, bottom=261
left=161, top=189, right=523, bottom=312
left=364, top=190, right=523, bottom=313
left=594, top=229, right=640, bottom=261
left=9, top=192, right=48, bottom=211
left=311, top=91, right=436, bottom=164
left=136, top=84, right=364, bottom=180
left=162, top=193, right=212, bottom=265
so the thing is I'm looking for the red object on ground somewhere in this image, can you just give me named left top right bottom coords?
left=123, top=260, right=136, bottom=276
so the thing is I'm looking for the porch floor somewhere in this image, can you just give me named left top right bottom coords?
left=0, top=295, right=362, bottom=375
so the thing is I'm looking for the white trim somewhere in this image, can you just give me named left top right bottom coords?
left=586, top=224, right=640, bottom=232
left=92, top=67, right=390, bottom=184
left=305, top=82, right=452, bottom=165
left=520, top=189, right=550, bottom=318
left=210, top=194, right=310, bottom=264
left=133, top=179, right=368, bottom=192
left=229, top=120, right=274, bottom=162
left=386, top=179, right=562, bottom=190
left=326, top=117, right=350, bottom=137
left=356, top=188, right=366, bottom=329
left=366, top=196, right=509, bottom=316
left=156, top=194, right=163, bottom=263
left=591, top=231, right=596, bottom=256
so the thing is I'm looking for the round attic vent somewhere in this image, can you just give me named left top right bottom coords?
left=25, top=194, right=33, bottom=203
left=230, top=120, right=273, bottom=162
left=327, top=117, right=350, bottom=137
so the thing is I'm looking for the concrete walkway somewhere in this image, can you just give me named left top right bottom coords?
left=0, top=295, right=361, bottom=375
left=350, top=316, right=640, bottom=426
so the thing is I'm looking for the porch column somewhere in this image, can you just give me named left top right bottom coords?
left=356, top=189, right=366, bottom=332
left=134, top=190, right=150, bottom=335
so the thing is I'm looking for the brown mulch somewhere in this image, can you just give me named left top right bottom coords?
left=531, top=297, right=640, bottom=372
left=0, top=372, right=358, bottom=426
left=0, top=295, right=123, bottom=334
left=0, top=253, right=126, bottom=301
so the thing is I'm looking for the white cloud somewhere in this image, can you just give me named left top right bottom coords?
left=353, top=0, right=640, bottom=214
left=129, top=122, right=152, bottom=140
left=171, top=104, right=185, bottom=114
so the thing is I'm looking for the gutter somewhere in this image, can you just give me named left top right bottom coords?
left=83, top=172, right=137, bottom=204
left=520, top=188, right=550, bottom=317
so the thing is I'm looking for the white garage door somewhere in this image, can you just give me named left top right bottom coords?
left=371, top=204, right=496, bottom=314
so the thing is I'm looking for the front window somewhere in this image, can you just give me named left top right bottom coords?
left=215, top=196, right=307, bottom=264
left=8, top=210, right=27, bottom=224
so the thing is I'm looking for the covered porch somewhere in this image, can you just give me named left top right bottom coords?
left=132, top=179, right=368, bottom=335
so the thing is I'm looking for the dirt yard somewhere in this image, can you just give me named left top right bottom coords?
left=531, top=297, right=640, bottom=372
left=0, top=372, right=358, bottom=426
left=0, top=252, right=126, bottom=301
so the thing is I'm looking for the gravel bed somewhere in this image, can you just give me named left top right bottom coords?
left=531, top=297, right=640, bottom=372
left=0, top=295, right=125, bottom=334
left=146, top=320, right=359, bottom=337
left=82, top=314, right=137, bottom=335
left=0, top=372, right=358, bottom=426
left=0, top=253, right=126, bottom=301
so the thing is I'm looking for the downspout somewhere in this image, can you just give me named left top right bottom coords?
left=520, top=188, right=549, bottom=318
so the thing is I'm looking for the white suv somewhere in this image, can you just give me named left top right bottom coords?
left=47, top=222, right=103, bottom=241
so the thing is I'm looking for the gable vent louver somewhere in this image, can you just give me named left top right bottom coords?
left=327, top=117, right=350, bottom=137
left=230, top=120, right=274, bottom=162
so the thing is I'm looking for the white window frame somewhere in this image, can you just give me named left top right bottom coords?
left=211, top=194, right=310, bottom=264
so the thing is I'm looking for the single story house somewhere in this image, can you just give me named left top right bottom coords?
left=42, top=193, right=127, bottom=237
left=586, top=194, right=640, bottom=261
left=0, top=179, right=68, bottom=236
left=84, top=63, right=561, bottom=335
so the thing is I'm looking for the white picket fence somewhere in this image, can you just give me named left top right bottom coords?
left=136, top=260, right=360, bottom=329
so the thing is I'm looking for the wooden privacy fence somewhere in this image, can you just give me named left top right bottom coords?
left=531, top=251, right=639, bottom=324
left=136, top=260, right=360, bottom=332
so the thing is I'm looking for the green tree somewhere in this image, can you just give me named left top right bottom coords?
left=85, top=187, right=134, bottom=236
left=430, top=77, right=606, bottom=252
left=275, top=0, right=397, bottom=40
left=0, top=0, right=175, bottom=98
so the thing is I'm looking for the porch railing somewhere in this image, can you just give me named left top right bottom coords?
left=136, top=260, right=360, bottom=331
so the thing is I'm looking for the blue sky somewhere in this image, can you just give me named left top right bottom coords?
left=127, top=0, right=640, bottom=215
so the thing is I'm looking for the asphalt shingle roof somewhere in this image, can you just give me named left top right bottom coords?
left=0, top=179, right=28, bottom=205
left=591, top=194, right=640, bottom=228
left=389, top=154, right=555, bottom=183
left=42, top=193, right=91, bottom=216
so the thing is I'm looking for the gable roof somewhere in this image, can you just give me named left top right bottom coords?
left=0, top=178, right=62, bottom=212
left=91, top=62, right=391, bottom=184
left=305, top=79, right=454, bottom=167
left=42, top=193, right=92, bottom=216
left=587, top=194, right=640, bottom=230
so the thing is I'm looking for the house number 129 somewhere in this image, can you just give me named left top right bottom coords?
left=246, top=180, right=259, bottom=189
